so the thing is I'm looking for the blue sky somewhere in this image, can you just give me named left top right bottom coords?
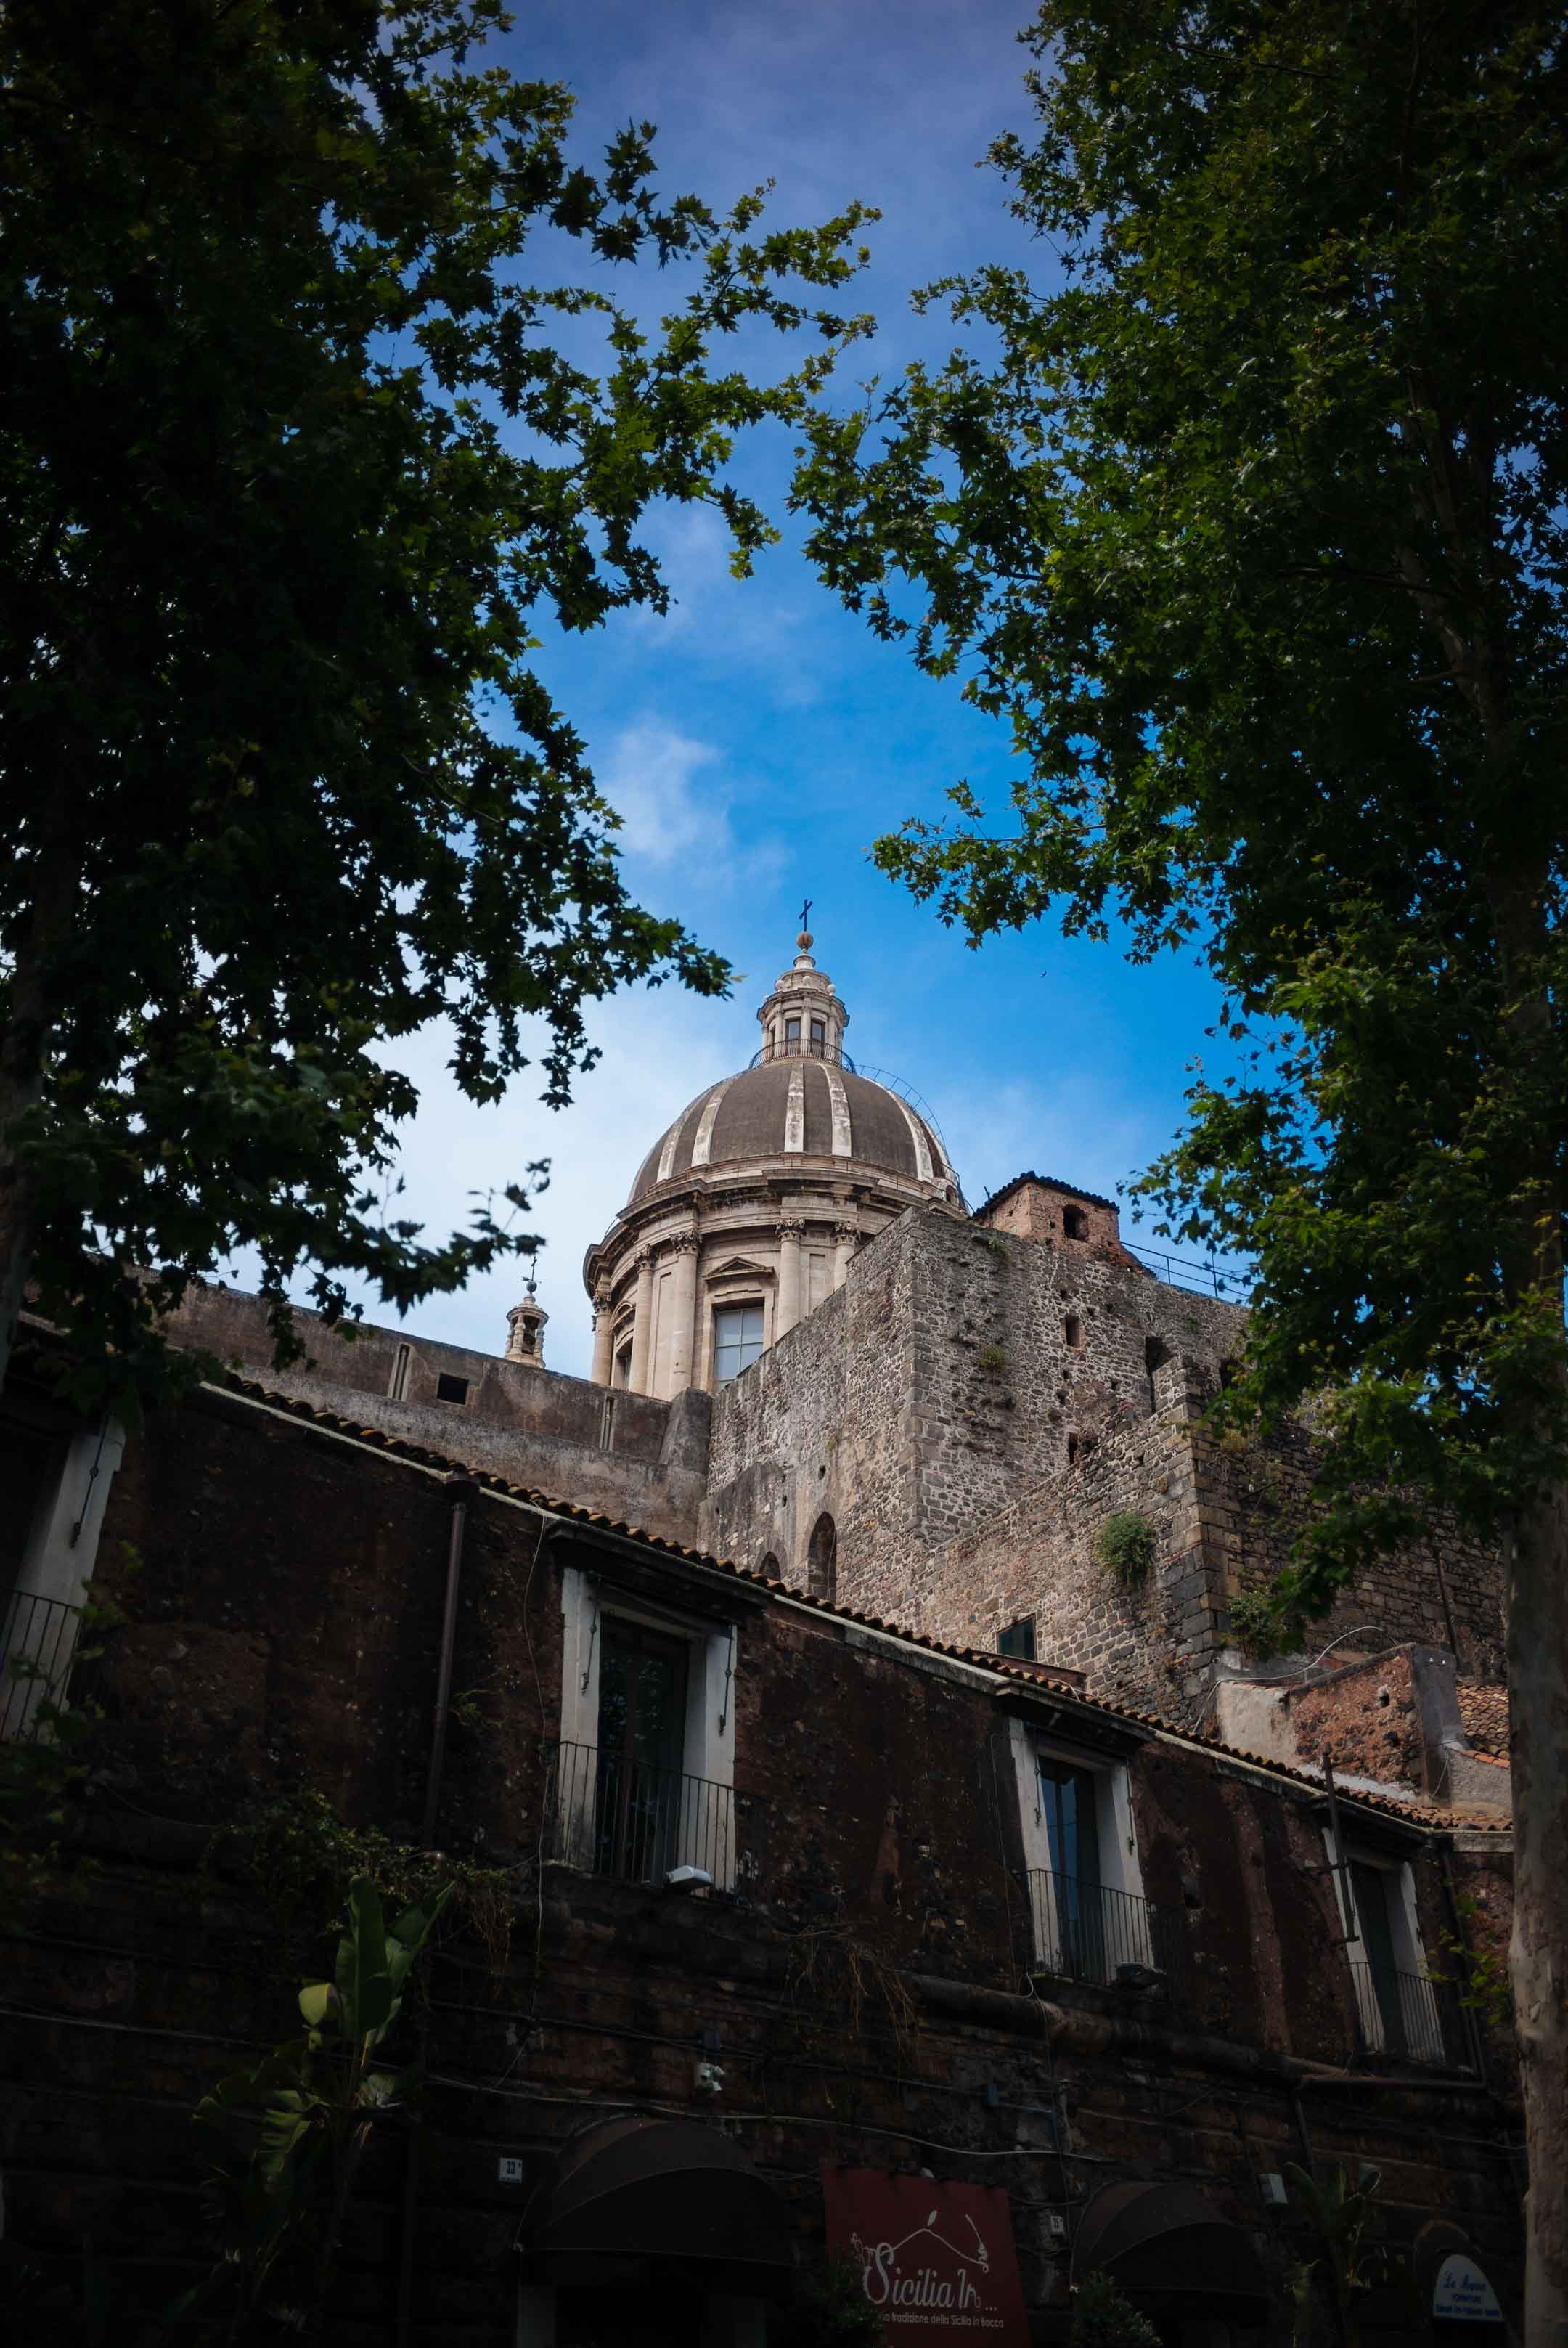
left=326, top=1, right=1233, bottom=1379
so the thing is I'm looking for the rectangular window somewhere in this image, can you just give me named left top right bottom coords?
left=613, top=1341, right=632, bottom=1390
left=435, top=1372, right=469, bottom=1405
left=1011, top=1724, right=1175, bottom=1987
left=809, top=1017, right=825, bottom=1056
left=555, top=1570, right=738, bottom=1888
left=388, top=1343, right=412, bottom=1401
left=1326, top=1835, right=1447, bottom=2064
left=997, top=1615, right=1037, bottom=1660
left=785, top=1016, right=801, bottom=1052
left=714, top=1303, right=764, bottom=1384
left=594, top=1618, right=691, bottom=1880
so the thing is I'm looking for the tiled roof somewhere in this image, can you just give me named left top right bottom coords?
left=216, top=1371, right=1511, bottom=1838
left=973, top=1168, right=1118, bottom=1218
left=1458, top=1684, right=1510, bottom=1758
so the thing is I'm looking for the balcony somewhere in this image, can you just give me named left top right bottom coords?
left=1349, top=1960, right=1462, bottom=2069
left=544, top=1740, right=735, bottom=1889
left=0, top=1590, right=94, bottom=1744
left=1025, top=1870, right=1183, bottom=1992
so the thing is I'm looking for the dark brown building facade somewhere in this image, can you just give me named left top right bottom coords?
left=1, top=1354, right=1522, bottom=2347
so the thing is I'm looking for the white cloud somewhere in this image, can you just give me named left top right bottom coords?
left=597, top=719, right=786, bottom=893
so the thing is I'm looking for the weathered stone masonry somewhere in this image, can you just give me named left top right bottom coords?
left=4, top=1374, right=1524, bottom=2343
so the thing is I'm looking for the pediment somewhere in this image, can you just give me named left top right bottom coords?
left=709, top=1255, right=773, bottom=1282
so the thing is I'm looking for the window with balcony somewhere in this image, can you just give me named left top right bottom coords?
left=1323, top=1830, right=1454, bottom=2066
left=552, top=1569, right=737, bottom=1888
left=714, top=1303, right=764, bottom=1384
left=1009, top=1723, right=1180, bottom=1992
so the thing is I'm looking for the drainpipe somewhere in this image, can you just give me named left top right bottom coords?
left=399, top=1496, right=568, bottom=2348
left=422, top=1475, right=477, bottom=1850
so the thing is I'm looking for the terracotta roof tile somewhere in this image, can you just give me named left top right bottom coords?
left=216, top=1369, right=1510, bottom=1838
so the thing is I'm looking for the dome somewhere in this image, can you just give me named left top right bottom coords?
left=628, top=1056, right=951, bottom=1204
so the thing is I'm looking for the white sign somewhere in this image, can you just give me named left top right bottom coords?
left=1433, top=2255, right=1501, bottom=2323
left=497, top=2156, right=525, bottom=2185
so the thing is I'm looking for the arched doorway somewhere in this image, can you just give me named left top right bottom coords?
left=807, top=1512, right=837, bottom=1604
left=519, top=2114, right=793, bottom=2347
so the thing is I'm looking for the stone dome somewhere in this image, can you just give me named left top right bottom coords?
left=628, top=1057, right=951, bottom=1203
left=581, top=929, right=961, bottom=1401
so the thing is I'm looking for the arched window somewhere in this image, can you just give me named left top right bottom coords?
left=759, top=1550, right=781, bottom=1578
left=807, top=1512, right=838, bottom=1605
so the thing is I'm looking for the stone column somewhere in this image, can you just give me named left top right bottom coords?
left=667, top=1233, right=701, bottom=1392
left=831, top=1221, right=857, bottom=1290
left=775, top=1219, right=804, bottom=1340
left=627, top=1249, right=656, bottom=1393
left=589, top=1287, right=613, bottom=1386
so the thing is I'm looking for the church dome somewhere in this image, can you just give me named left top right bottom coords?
left=582, top=929, right=960, bottom=1401
left=627, top=1056, right=951, bottom=1203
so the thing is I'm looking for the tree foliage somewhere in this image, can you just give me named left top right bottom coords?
left=790, top=0, right=1567, bottom=1615
left=0, top=0, right=871, bottom=1403
left=188, top=1875, right=450, bottom=2339
left=790, top=7, right=1566, bottom=2323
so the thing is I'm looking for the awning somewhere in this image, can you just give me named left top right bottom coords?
left=524, top=2115, right=793, bottom=2274
left=1071, top=2181, right=1272, bottom=2322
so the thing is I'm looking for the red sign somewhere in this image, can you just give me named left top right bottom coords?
left=821, top=2166, right=1030, bottom=2343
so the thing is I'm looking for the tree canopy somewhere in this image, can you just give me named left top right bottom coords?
left=0, top=0, right=870, bottom=1402
left=792, top=0, right=1567, bottom=1602
left=788, top=2, right=1567, bottom=2325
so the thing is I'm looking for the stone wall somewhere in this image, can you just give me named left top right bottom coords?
left=702, top=1204, right=1246, bottom=1619
left=163, top=1282, right=711, bottom=1543
left=7, top=1372, right=1522, bottom=2344
left=1204, top=1415, right=1507, bottom=1681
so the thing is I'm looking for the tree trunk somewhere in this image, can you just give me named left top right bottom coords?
left=1484, top=872, right=1567, bottom=2348
left=1506, top=1468, right=1568, bottom=2347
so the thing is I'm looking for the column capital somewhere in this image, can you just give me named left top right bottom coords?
left=831, top=1220, right=859, bottom=1245
left=668, top=1231, right=702, bottom=1257
left=778, top=1217, right=807, bottom=1243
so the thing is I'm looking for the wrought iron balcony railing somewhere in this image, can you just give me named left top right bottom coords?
left=1349, top=1960, right=1461, bottom=2069
left=1, top=1589, right=92, bottom=1744
left=1025, top=1870, right=1183, bottom=1992
left=544, top=1740, right=735, bottom=1889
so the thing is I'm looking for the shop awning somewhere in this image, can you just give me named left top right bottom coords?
left=1071, top=2181, right=1272, bottom=2321
left=526, top=2115, right=793, bottom=2273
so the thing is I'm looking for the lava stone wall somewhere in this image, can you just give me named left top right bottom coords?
left=163, top=1281, right=712, bottom=1543
left=7, top=1379, right=1521, bottom=2344
left=1206, top=1416, right=1506, bottom=1681
left=701, top=1205, right=1246, bottom=1619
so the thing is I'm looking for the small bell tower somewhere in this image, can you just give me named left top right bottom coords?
left=505, top=1273, right=548, bottom=1371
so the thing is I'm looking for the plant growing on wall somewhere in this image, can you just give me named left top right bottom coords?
left=1095, top=1512, right=1156, bottom=1591
left=775, top=2257, right=885, bottom=2347
left=184, top=1875, right=451, bottom=2340
left=1069, top=2270, right=1161, bottom=2347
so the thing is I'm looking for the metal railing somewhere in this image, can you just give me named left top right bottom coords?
left=1, top=1590, right=91, bottom=1744
left=1025, top=1870, right=1183, bottom=1991
left=1123, top=1239, right=1254, bottom=1301
left=1349, top=1961, right=1458, bottom=2068
left=750, top=1038, right=857, bottom=1072
left=544, top=1740, right=735, bottom=1888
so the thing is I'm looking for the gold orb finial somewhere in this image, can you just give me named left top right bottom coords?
left=797, top=929, right=814, bottom=953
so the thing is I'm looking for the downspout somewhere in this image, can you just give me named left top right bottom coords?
left=422, top=1475, right=477, bottom=1849
left=398, top=1473, right=476, bottom=2348
left=397, top=1498, right=570, bottom=2348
